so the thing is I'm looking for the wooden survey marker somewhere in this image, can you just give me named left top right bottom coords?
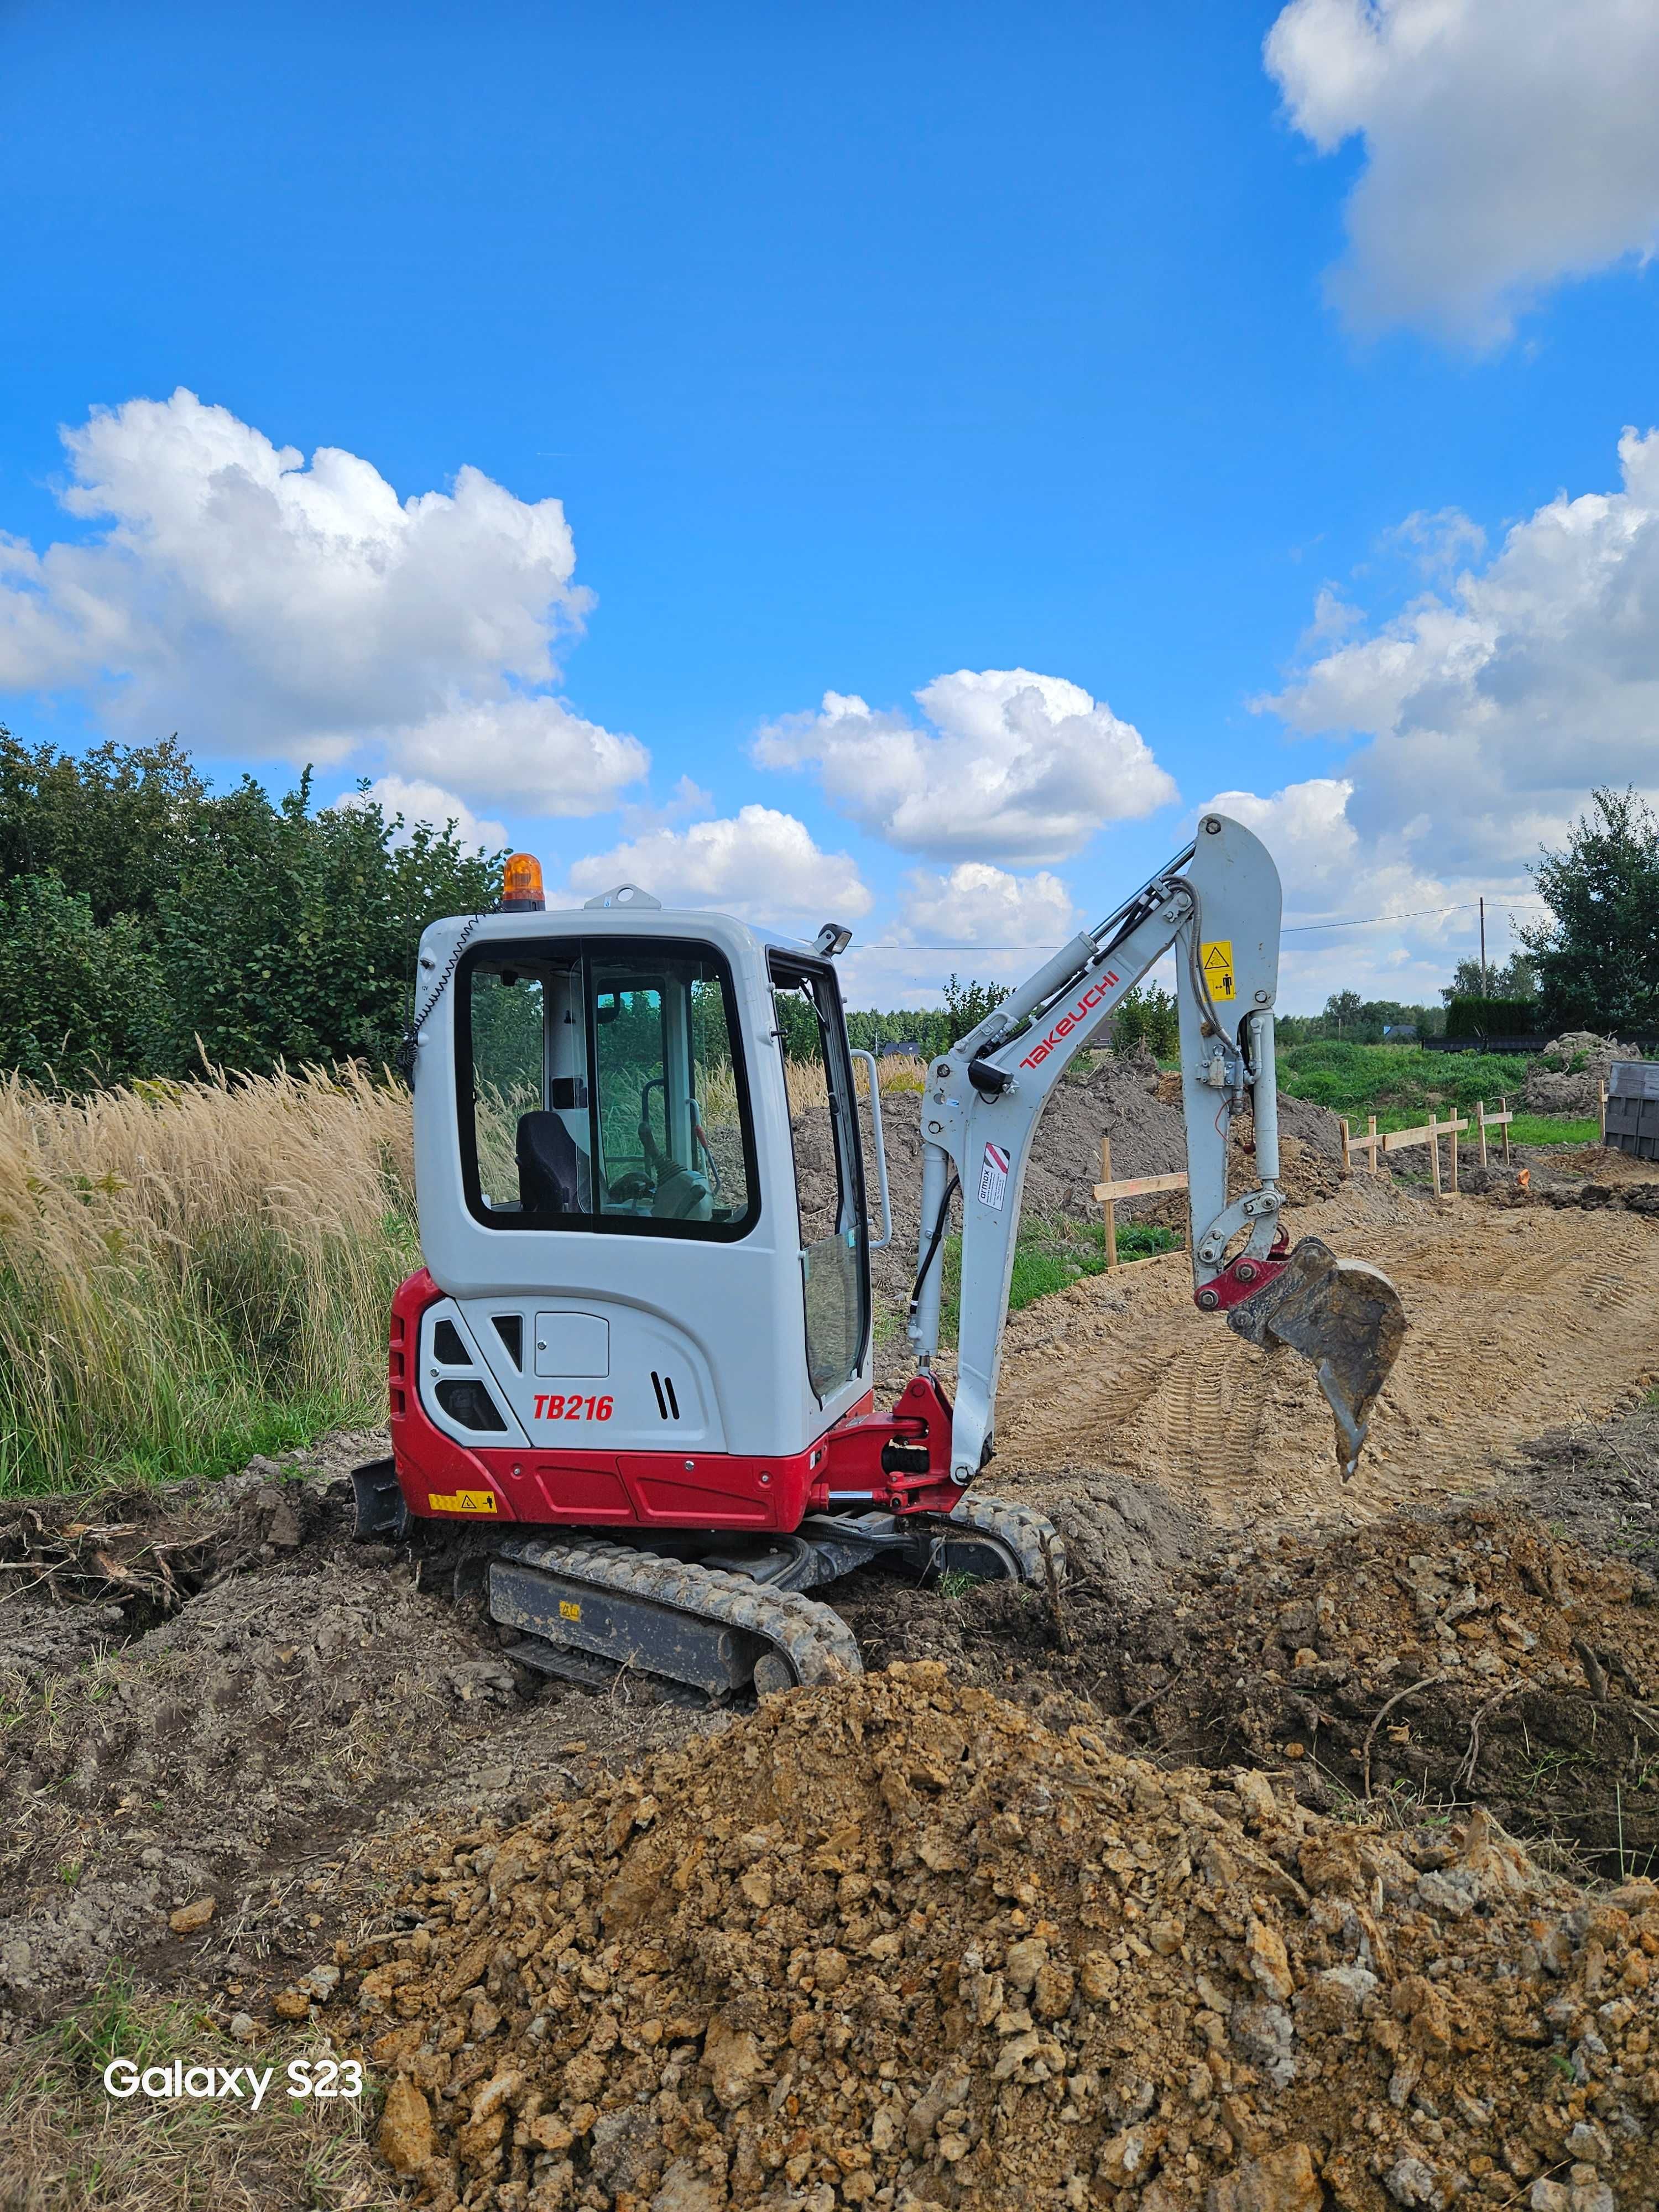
left=1339, top=1102, right=1513, bottom=1184
left=1093, top=1133, right=1188, bottom=1270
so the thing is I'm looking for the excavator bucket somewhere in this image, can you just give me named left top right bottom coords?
left=1227, top=1237, right=1407, bottom=1479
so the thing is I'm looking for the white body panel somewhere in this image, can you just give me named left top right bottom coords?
left=410, top=907, right=871, bottom=1464
left=419, top=1292, right=721, bottom=1452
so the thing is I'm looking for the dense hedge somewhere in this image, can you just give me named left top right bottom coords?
left=1444, top=997, right=1538, bottom=1040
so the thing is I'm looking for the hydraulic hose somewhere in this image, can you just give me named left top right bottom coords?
left=907, top=1173, right=961, bottom=1328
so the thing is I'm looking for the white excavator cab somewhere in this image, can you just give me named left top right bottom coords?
left=406, top=884, right=886, bottom=1515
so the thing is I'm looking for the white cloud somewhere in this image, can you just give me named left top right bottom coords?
left=1201, top=777, right=1488, bottom=1008
left=387, top=697, right=648, bottom=817
left=896, top=862, right=1078, bottom=948
left=565, top=805, right=871, bottom=930
left=618, top=774, right=716, bottom=836
left=1383, top=506, right=1487, bottom=581
left=1264, top=426, right=1659, bottom=880
left=1265, top=0, right=1659, bottom=342
left=350, top=776, right=509, bottom=855
left=1207, top=775, right=1449, bottom=917
left=754, top=666, right=1177, bottom=865
left=0, top=388, right=646, bottom=815
left=1299, top=585, right=1365, bottom=653
left=1229, top=433, right=1659, bottom=1003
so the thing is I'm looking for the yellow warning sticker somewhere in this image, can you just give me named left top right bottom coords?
left=559, top=1599, right=581, bottom=1621
left=427, top=1489, right=498, bottom=1514
left=1200, top=940, right=1236, bottom=1000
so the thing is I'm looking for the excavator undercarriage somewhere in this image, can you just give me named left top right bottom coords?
left=353, top=1458, right=1056, bottom=1698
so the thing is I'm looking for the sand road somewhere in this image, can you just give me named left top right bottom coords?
left=990, top=1175, right=1659, bottom=1528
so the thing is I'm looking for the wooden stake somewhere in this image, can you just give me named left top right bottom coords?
left=1449, top=1104, right=1458, bottom=1191
left=1368, top=1113, right=1379, bottom=1175
left=1501, top=1093, right=1510, bottom=1165
left=1477, top=1100, right=1488, bottom=1167
left=1600, top=1081, right=1608, bottom=1142
left=1100, top=1132, right=1118, bottom=1272
left=1339, top=1117, right=1352, bottom=1176
left=1428, top=1108, right=1442, bottom=1197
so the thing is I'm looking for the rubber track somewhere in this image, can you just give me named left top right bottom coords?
left=499, top=1535, right=864, bottom=1687
left=947, top=1494, right=1066, bottom=1585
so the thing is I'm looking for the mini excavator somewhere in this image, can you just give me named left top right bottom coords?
left=353, top=813, right=1406, bottom=1697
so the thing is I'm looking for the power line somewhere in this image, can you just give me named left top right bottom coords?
left=1283, top=899, right=1548, bottom=935
left=853, top=898, right=1551, bottom=953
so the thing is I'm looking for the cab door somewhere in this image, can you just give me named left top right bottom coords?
left=768, top=956, right=871, bottom=1402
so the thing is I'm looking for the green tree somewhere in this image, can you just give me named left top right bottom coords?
left=1324, top=990, right=1364, bottom=1036
left=0, top=875, right=173, bottom=1086
left=1440, top=951, right=1537, bottom=1005
left=0, top=724, right=509, bottom=1084
left=0, top=728, right=206, bottom=925
left=844, top=1006, right=953, bottom=1060
left=1521, top=787, right=1659, bottom=1035
left=1112, top=982, right=1179, bottom=1057
left=942, top=974, right=1010, bottom=1044
left=158, top=773, right=502, bottom=1072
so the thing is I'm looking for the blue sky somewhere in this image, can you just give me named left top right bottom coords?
left=4, top=0, right=1659, bottom=1009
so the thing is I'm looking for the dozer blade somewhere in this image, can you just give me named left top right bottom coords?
left=1227, top=1237, right=1407, bottom=1479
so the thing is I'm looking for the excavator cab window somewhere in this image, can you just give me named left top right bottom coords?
left=459, top=939, right=758, bottom=1240
left=770, top=956, right=869, bottom=1400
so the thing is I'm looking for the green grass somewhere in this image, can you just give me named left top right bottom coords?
left=1505, top=1113, right=1599, bottom=1147
left=1, top=1972, right=393, bottom=2210
left=939, top=1212, right=1181, bottom=1342
left=0, top=1215, right=414, bottom=1497
left=1345, top=1105, right=1598, bottom=1147
left=1277, top=1039, right=1531, bottom=1118
left=1277, top=1041, right=1604, bottom=1150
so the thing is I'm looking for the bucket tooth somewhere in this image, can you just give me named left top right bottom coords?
left=1227, top=1237, right=1407, bottom=1479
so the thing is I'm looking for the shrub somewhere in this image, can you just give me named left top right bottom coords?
left=1444, top=997, right=1538, bottom=1040
left=0, top=875, right=173, bottom=1087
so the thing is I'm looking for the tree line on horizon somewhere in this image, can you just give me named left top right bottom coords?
left=0, top=729, right=1652, bottom=1088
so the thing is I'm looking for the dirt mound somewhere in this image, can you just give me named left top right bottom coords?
left=1538, top=1180, right=1659, bottom=1217
left=1512, top=1402, right=1659, bottom=1575
left=1132, top=1501, right=1659, bottom=1871
left=335, top=1667, right=1659, bottom=2212
left=1524, top=1035, right=1642, bottom=1117
left=1544, top=1145, right=1659, bottom=1185
left=986, top=1176, right=1659, bottom=1528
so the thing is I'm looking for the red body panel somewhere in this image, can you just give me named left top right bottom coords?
left=388, top=1269, right=966, bottom=1529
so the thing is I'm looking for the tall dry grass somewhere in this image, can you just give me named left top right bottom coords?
left=0, top=1053, right=930, bottom=1497
left=0, top=1067, right=416, bottom=1496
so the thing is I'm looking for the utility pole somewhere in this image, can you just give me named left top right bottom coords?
left=1479, top=896, right=1487, bottom=997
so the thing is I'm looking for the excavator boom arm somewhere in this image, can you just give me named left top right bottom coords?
left=906, top=813, right=1404, bottom=1486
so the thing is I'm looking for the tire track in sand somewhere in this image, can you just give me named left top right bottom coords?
left=988, top=1178, right=1659, bottom=1530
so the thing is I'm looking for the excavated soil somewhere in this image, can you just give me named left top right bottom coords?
left=1129, top=1504, right=1659, bottom=1869
left=985, top=1175, right=1659, bottom=1531
left=335, top=1667, right=1659, bottom=2212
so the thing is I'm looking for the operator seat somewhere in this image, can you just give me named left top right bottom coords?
left=517, top=1112, right=592, bottom=1215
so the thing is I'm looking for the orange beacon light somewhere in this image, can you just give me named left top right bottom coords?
left=500, top=852, right=546, bottom=913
